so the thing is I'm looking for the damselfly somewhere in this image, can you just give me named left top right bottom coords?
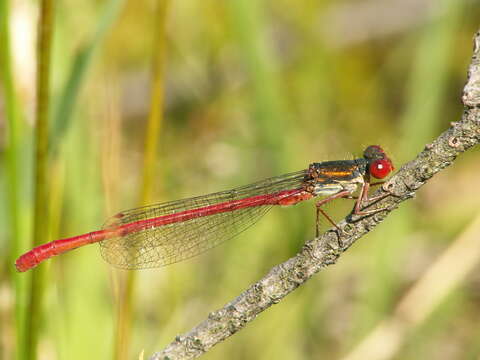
left=15, top=145, right=394, bottom=272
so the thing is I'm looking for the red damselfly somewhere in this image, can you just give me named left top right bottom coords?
left=15, top=145, right=394, bottom=272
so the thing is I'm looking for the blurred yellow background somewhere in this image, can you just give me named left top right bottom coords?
left=1, top=0, right=480, bottom=359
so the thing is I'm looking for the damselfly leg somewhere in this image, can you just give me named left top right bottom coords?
left=314, top=181, right=391, bottom=237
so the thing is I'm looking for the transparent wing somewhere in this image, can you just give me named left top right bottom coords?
left=100, top=170, right=308, bottom=269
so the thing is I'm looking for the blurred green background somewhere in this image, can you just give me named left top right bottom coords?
left=1, top=0, right=480, bottom=359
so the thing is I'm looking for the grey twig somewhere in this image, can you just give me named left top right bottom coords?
left=150, top=30, right=480, bottom=360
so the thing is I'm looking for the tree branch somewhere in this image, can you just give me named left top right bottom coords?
left=150, top=30, right=480, bottom=360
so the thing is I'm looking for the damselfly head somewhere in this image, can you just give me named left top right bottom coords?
left=363, top=145, right=394, bottom=179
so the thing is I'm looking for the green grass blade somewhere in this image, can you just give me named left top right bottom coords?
left=224, top=0, right=290, bottom=170
left=399, top=0, right=465, bottom=159
left=0, top=0, right=26, bottom=266
left=24, top=0, right=55, bottom=359
left=0, top=1, right=30, bottom=360
left=50, top=0, right=126, bottom=154
left=113, top=1, right=168, bottom=359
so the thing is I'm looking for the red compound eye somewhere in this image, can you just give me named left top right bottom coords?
left=369, top=159, right=393, bottom=179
